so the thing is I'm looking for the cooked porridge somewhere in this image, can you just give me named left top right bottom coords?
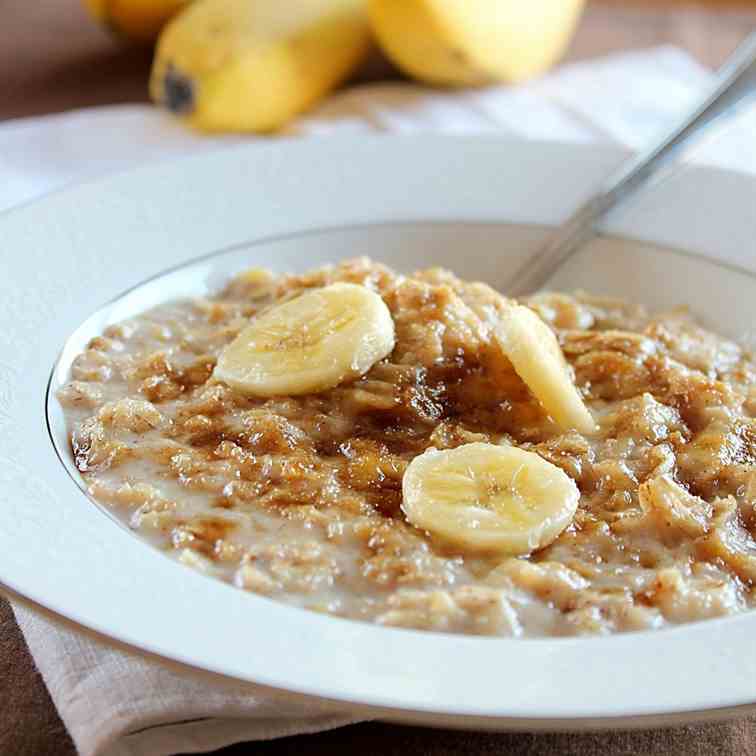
left=59, top=258, right=756, bottom=637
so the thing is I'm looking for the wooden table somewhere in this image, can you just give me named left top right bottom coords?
left=2, top=2, right=756, bottom=755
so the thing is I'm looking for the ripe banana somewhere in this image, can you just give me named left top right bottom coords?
left=213, top=283, right=395, bottom=396
left=495, top=304, right=595, bottom=434
left=368, top=0, right=585, bottom=86
left=83, top=0, right=189, bottom=43
left=402, top=442, right=579, bottom=555
left=150, top=0, right=371, bottom=133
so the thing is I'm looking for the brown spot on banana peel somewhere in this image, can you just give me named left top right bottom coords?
left=160, top=64, right=196, bottom=115
left=450, top=48, right=469, bottom=65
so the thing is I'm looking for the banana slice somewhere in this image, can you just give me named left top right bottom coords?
left=495, top=304, right=595, bottom=434
left=402, top=442, right=579, bottom=555
left=213, top=282, right=395, bottom=397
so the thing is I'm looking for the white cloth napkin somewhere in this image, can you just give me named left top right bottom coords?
left=6, top=47, right=756, bottom=756
left=3, top=46, right=756, bottom=216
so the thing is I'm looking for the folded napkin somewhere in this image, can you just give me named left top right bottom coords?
left=12, top=602, right=359, bottom=756
left=6, top=47, right=756, bottom=756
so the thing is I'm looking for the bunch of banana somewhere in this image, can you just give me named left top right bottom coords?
left=84, top=0, right=584, bottom=133
left=83, top=0, right=189, bottom=43
left=149, top=0, right=373, bottom=132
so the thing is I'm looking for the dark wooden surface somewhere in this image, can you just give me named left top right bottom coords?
left=2, top=1, right=756, bottom=754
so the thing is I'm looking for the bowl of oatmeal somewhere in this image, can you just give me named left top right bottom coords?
left=1, top=137, right=755, bottom=728
left=57, top=253, right=755, bottom=638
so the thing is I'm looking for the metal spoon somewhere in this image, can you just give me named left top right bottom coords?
left=505, top=31, right=756, bottom=298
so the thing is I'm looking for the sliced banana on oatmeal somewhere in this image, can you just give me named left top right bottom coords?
left=495, top=304, right=596, bottom=434
left=213, top=282, right=395, bottom=396
left=402, top=442, right=580, bottom=555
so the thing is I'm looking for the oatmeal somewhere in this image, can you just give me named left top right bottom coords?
left=59, top=258, right=756, bottom=637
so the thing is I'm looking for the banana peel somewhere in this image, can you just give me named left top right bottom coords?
left=368, top=0, right=585, bottom=86
left=150, top=0, right=371, bottom=133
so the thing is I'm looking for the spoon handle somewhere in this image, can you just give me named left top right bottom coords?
left=505, top=32, right=756, bottom=298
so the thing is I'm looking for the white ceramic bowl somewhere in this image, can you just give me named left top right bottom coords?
left=1, top=137, right=755, bottom=730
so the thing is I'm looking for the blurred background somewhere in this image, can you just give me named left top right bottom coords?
left=2, top=0, right=755, bottom=124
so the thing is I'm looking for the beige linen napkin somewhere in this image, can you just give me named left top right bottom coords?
left=6, top=48, right=756, bottom=756
left=12, top=600, right=359, bottom=756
